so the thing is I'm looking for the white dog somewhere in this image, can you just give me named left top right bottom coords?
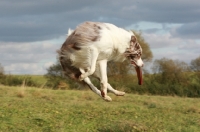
left=58, top=21, right=143, bottom=101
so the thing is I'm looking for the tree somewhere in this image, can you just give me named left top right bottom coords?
left=190, top=55, right=200, bottom=71
left=107, top=31, right=153, bottom=75
left=45, top=61, right=66, bottom=88
left=45, top=62, right=63, bottom=78
left=0, top=63, right=4, bottom=75
left=190, top=56, right=200, bottom=83
left=152, top=58, right=189, bottom=84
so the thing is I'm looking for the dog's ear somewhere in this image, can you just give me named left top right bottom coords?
left=129, top=35, right=142, bottom=54
left=131, top=35, right=137, bottom=43
left=68, top=28, right=74, bottom=35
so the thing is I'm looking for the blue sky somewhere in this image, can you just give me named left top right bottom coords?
left=0, top=0, right=200, bottom=74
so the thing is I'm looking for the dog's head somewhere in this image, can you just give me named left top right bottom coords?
left=125, top=35, right=143, bottom=85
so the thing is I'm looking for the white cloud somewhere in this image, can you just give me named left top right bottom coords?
left=0, top=37, right=64, bottom=74
left=5, top=63, right=44, bottom=74
left=143, top=33, right=182, bottom=49
left=143, top=32, right=200, bottom=63
left=43, top=62, right=55, bottom=69
left=178, top=40, right=200, bottom=53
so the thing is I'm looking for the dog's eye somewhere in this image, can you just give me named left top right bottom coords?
left=131, top=53, right=141, bottom=60
left=134, top=53, right=139, bottom=57
left=130, top=54, right=137, bottom=59
left=130, top=56, right=134, bottom=59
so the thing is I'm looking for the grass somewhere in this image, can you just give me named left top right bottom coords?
left=0, top=85, right=200, bottom=132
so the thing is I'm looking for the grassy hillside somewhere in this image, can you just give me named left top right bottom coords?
left=0, top=85, right=200, bottom=132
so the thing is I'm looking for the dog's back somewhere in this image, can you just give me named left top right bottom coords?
left=59, top=21, right=133, bottom=67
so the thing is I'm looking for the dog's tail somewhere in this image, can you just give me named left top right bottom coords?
left=56, top=28, right=87, bottom=86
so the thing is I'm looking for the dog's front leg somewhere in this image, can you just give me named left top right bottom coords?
left=79, top=47, right=99, bottom=80
left=98, top=60, right=112, bottom=101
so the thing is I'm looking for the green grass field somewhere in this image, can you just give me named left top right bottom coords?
left=0, top=85, right=199, bottom=132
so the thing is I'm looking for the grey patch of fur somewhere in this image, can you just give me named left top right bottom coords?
left=61, top=21, right=105, bottom=51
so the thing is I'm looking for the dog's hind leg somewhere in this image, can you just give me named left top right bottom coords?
left=80, top=68, right=101, bottom=97
left=107, top=83, right=125, bottom=96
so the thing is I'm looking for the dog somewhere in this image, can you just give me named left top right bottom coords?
left=58, top=21, right=143, bottom=101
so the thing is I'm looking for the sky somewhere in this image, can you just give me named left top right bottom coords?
left=0, top=0, right=200, bottom=74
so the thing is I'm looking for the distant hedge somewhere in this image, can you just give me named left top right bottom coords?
left=0, top=74, right=37, bottom=87
left=1, top=71, right=199, bottom=98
